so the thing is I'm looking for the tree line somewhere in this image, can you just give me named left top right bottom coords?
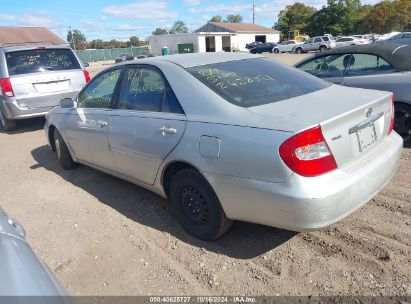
left=275, top=0, right=411, bottom=39
left=67, top=29, right=147, bottom=50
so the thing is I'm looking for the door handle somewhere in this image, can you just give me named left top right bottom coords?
left=98, top=120, right=108, bottom=128
left=159, top=126, right=177, bottom=135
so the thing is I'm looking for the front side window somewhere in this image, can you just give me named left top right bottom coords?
left=118, top=66, right=183, bottom=114
left=77, top=69, right=122, bottom=108
left=345, top=54, right=396, bottom=76
left=187, top=58, right=330, bottom=108
left=6, top=48, right=81, bottom=76
left=297, top=54, right=348, bottom=78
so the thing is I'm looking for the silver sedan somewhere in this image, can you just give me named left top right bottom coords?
left=45, top=53, right=403, bottom=240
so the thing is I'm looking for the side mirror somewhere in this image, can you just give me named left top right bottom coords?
left=59, top=98, right=75, bottom=109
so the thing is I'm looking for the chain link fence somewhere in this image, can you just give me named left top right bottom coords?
left=75, top=46, right=150, bottom=63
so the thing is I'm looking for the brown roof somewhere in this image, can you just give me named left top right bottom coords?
left=207, top=22, right=278, bottom=33
left=0, top=27, right=66, bottom=47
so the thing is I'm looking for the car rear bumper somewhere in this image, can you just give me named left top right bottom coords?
left=0, top=100, right=52, bottom=120
left=0, top=91, right=78, bottom=120
left=204, top=132, right=403, bottom=231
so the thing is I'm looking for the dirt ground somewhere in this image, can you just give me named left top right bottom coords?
left=0, top=53, right=410, bottom=297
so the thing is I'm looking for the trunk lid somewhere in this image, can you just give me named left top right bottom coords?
left=248, top=85, right=393, bottom=170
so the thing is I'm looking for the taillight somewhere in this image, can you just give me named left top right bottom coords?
left=83, top=70, right=91, bottom=83
left=0, top=78, right=15, bottom=97
left=388, top=95, right=395, bottom=134
left=279, top=125, right=338, bottom=177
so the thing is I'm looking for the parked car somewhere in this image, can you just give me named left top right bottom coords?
left=245, top=41, right=262, bottom=49
left=375, top=32, right=411, bottom=45
left=295, top=44, right=411, bottom=145
left=0, top=208, right=67, bottom=296
left=114, top=53, right=135, bottom=63
left=352, top=35, right=372, bottom=44
left=335, top=36, right=365, bottom=48
left=293, top=36, right=336, bottom=53
left=273, top=40, right=304, bottom=53
left=45, top=53, right=402, bottom=240
left=0, top=43, right=89, bottom=131
left=249, top=43, right=276, bottom=54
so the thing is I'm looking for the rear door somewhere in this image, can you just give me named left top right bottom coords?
left=5, top=48, right=85, bottom=108
left=65, top=68, right=123, bottom=170
left=109, top=65, right=186, bottom=185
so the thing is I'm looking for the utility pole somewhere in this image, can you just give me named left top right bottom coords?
left=252, top=0, right=256, bottom=24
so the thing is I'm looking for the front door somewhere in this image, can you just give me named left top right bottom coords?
left=65, top=68, right=123, bottom=169
left=109, top=66, right=186, bottom=185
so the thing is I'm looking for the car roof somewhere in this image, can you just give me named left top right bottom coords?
left=307, top=44, right=411, bottom=72
left=130, top=52, right=263, bottom=68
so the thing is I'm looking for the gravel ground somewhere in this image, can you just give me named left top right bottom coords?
left=0, top=53, right=410, bottom=297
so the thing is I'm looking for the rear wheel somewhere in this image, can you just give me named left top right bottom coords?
left=394, top=103, right=411, bottom=146
left=170, top=169, right=233, bottom=240
left=0, top=110, right=16, bottom=132
left=54, top=129, right=77, bottom=170
left=319, top=45, right=327, bottom=52
left=295, top=47, right=303, bottom=54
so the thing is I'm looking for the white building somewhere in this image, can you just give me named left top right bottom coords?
left=148, top=22, right=280, bottom=56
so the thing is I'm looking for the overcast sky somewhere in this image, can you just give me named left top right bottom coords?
left=0, top=0, right=382, bottom=40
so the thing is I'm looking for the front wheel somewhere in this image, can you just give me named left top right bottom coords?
left=54, top=129, right=77, bottom=170
left=394, top=103, right=411, bottom=146
left=0, top=110, right=16, bottom=131
left=273, top=48, right=279, bottom=54
left=295, top=47, right=303, bottom=54
left=170, top=169, right=233, bottom=240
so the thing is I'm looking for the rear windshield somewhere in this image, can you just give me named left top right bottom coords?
left=6, top=48, right=81, bottom=76
left=187, top=58, right=330, bottom=107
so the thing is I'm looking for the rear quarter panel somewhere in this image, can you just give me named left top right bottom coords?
left=162, top=121, right=294, bottom=183
left=343, top=72, right=411, bottom=104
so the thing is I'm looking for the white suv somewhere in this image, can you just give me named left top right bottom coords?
left=294, top=36, right=336, bottom=53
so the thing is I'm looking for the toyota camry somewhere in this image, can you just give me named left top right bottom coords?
left=45, top=53, right=403, bottom=240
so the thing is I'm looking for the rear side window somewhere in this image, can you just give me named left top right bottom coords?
left=322, top=37, right=330, bottom=41
left=314, top=37, right=322, bottom=43
left=345, top=54, right=396, bottom=76
left=187, top=58, right=330, bottom=107
left=6, top=48, right=81, bottom=76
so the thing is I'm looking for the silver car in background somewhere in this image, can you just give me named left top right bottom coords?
left=0, top=208, right=67, bottom=296
left=45, top=53, right=402, bottom=240
left=295, top=44, right=411, bottom=145
left=0, top=43, right=89, bottom=131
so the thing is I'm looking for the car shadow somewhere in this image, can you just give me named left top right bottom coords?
left=0, top=117, right=45, bottom=134
left=30, top=145, right=297, bottom=259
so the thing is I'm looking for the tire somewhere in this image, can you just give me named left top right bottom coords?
left=54, top=129, right=77, bottom=170
left=394, top=103, right=411, bottom=146
left=319, top=45, right=327, bottom=52
left=169, top=169, right=233, bottom=241
left=295, top=47, right=303, bottom=54
left=273, top=48, right=279, bottom=54
left=0, top=110, right=16, bottom=131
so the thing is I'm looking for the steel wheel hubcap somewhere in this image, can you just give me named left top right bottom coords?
left=181, top=186, right=209, bottom=225
left=55, top=138, right=61, bottom=159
